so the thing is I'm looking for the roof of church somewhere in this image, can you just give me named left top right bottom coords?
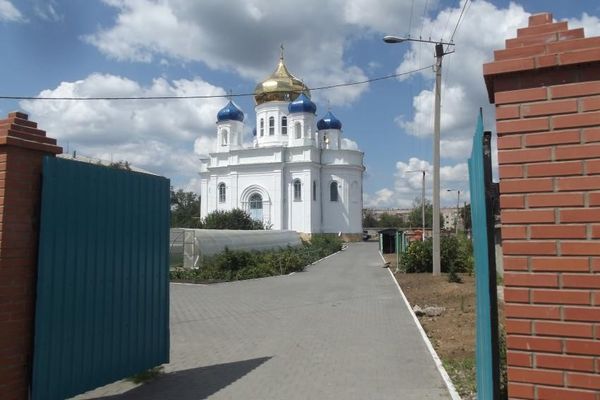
left=254, top=48, right=310, bottom=105
left=288, top=93, right=317, bottom=114
left=217, top=101, right=244, bottom=122
left=317, top=111, right=342, bottom=130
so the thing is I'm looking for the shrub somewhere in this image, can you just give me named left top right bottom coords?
left=401, top=239, right=432, bottom=273
left=170, top=234, right=343, bottom=282
left=400, top=235, right=474, bottom=279
left=202, top=209, right=265, bottom=230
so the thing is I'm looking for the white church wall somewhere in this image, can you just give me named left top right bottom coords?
left=320, top=168, right=363, bottom=234
left=285, top=167, right=313, bottom=233
left=321, top=149, right=363, bottom=166
left=310, top=166, right=322, bottom=233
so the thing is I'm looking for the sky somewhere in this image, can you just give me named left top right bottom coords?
left=1, top=0, right=600, bottom=208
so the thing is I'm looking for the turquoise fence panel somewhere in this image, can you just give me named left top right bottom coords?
left=468, top=111, right=500, bottom=399
left=32, top=157, right=170, bottom=400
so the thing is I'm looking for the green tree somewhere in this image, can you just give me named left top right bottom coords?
left=461, top=204, right=472, bottom=232
left=362, top=209, right=378, bottom=227
left=203, top=208, right=265, bottom=230
left=407, top=198, right=443, bottom=229
left=378, top=212, right=405, bottom=228
left=170, top=188, right=201, bottom=228
left=109, top=160, right=131, bottom=170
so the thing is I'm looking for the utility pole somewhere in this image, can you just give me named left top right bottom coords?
left=421, top=170, right=426, bottom=241
left=383, top=35, right=454, bottom=276
left=447, top=188, right=461, bottom=234
left=456, top=190, right=461, bottom=235
left=432, top=44, right=443, bottom=276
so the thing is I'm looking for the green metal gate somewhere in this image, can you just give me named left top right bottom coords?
left=32, top=157, right=170, bottom=400
left=468, top=111, right=500, bottom=399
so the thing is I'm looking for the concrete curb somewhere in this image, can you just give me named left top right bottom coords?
left=379, top=251, right=462, bottom=400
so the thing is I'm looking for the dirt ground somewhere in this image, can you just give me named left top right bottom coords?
left=384, top=254, right=477, bottom=399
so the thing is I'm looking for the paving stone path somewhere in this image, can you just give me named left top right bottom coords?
left=77, top=242, right=451, bottom=400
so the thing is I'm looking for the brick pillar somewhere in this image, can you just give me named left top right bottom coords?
left=0, top=112, right=61, bottom=399
left=484, top=13, right=600, bottom=400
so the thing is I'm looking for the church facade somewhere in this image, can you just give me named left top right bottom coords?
left=199, top=54, right=365, bottom=237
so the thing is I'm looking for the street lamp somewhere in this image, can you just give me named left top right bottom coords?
left=384, top=35, right=454, bottom=276
left=446, top=189, right=461, bottom=235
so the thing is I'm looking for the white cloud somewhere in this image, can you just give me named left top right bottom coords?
left=396, top=1, right=529, bottom=148
left=395, top=2, right=600, bottom=157
left=364, top=188, right=394, bottom=208
left=33, top=0, right=62, bottom=21
left=21, top=73, right=227, bottom=188
left=84, top=0, right=433, bottom=106
left=568, top=13, right=600, bottom=37
left=341, top=137, right=359, bottom=150
left=365, top=157, right=470, bottom=208
left=0, top=0, right=23, bottom=22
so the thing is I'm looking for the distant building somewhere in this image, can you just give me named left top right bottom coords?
left=365, top=206, right=462, bottom=231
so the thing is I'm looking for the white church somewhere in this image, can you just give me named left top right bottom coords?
left=199, top=52, right=365, bottom=238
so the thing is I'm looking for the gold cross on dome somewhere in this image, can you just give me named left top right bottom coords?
left=280, top=44, right=284, bottom=60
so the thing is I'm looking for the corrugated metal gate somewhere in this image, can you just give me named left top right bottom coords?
left=32, top=157, right=170, bottom=400
left=468, top=111, right=500, bottom=399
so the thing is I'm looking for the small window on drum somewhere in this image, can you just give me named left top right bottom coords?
left=282, top=116, right=288, bottom=135
left=330, top=181, right=338, bottom=202
left=293, top=179, right=302, bottom=201
left=269, top=116, right=275, bottom=135
left=218, top=183, right=226, bottom=203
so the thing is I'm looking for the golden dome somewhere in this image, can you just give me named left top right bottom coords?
left=254, top=48, right=310, bottom=105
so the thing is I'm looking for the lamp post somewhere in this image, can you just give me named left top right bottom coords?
left=446, top=189, right=461, bottom=234
left=406, top=169, right=426, bottom=240
left=384, top=35, right=454, bottom=276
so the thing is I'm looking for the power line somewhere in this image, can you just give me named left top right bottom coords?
left=418, top=0, right=431, bottom=39
left=408, top=0, right=416, bottom=36
left=0, top=65, right=433, bottom=101
left=448, top=0, right=470, bottom=46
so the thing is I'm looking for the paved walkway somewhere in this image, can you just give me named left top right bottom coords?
left=78, top=242, right=451, bottom=399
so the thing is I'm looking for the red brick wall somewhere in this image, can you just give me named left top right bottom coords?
left=0, top=112, right=61, bottom=400
left=485, top=13, right=600, bottom=400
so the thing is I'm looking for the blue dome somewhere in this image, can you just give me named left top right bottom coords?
left=217, top=101, right=244, bottom=122
left=317, top=111, right=342, bottom=130
left=288, top=93, right=317, bottom=114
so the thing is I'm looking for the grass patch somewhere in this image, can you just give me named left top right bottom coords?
left=126, top=366, right=164, bottom=384
left=443, top=357, right=476, bottom=397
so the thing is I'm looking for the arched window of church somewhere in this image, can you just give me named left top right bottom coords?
left=221, top=129, right=228, bottom=146
left=312, top=180, right=317, bottom=201
left=218, top=183, right=226, bottom=203
left=293, top=179, right=302, bottom=201
left=249, top=193, right=263, bottom=221
left=260, top=118, right=264, bottom=136
left=295, top=122, right=301, bottom=139
left=330, top=181, right=338, bottom=202
left=281, top=116, right=287, bottom=135
left=269, top=117, right=275, bottom=135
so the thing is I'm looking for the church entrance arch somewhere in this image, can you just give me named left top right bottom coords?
left=240, top=185, right=271, bottom=225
